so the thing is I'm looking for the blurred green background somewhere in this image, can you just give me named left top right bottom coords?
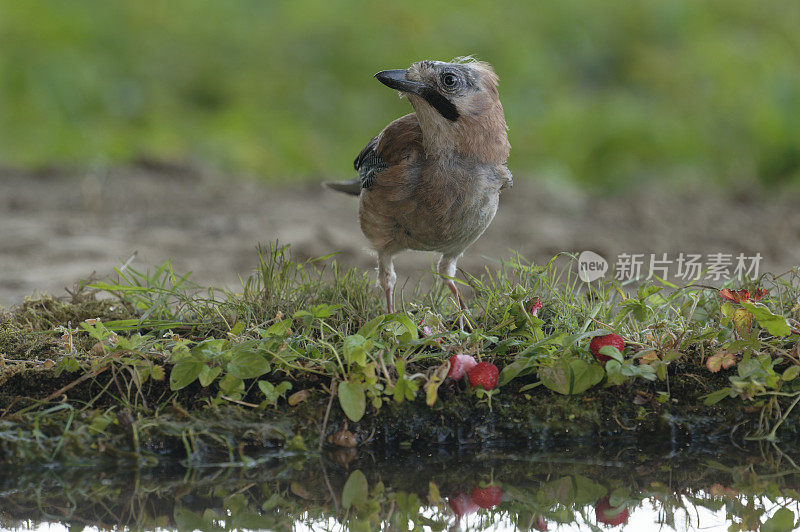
left=1, top=0, right=798, bottom=188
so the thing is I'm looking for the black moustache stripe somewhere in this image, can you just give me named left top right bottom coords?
left=419, top=87, right=459, bottom=122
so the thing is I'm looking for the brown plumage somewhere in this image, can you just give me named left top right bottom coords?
left=327, top=58, right=512, bottom=313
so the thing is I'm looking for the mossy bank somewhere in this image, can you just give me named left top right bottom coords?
left=2, top=245, right=800, bottom=465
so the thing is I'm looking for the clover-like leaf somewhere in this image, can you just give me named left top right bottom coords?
left=540, top=357, right=604, bottom=395
left=198, top=365, right=222, bottom=387
left=343, top=334, right=369, bottom=367
left=227, top=350, right=270, bottom=379
left=169, top=355, right=204, bottom=390
left=338, top=380, right=366, bottom=422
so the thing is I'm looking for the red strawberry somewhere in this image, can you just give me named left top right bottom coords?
left=589, top=333, right=625, bottom=364
left=527, top=298, right=543, bottom=316
left=448, top=492, right=478, bottom=518
left=447, top=354, right=477, bottom=380
left=595, top=497, right=629, bottom=527
left=533, top=515, right=548, bottom=531
left=467, top=362, right=499, bottom=390
left=470, top=485, right=502, bottom=509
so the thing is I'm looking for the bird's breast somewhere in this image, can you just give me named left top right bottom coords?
left=358, top=159, right=507, bottom=256
left=402, top=163, right=503, bottom=254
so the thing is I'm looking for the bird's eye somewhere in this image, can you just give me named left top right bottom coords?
left=441, top=73, right=458, bottom=88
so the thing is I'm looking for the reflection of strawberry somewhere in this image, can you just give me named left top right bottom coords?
left=447, top=354, right=477, bottom=380
left=470, top=485, right=502, bottom=508
left=595, top=497, right=629, bottom=527
left=448, top=492, right=478, bottom=518
left=467, top=362, right=499, bottom=390
left=589, top=334, right=625, bottom=364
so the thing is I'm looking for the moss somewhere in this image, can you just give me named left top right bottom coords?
left=0, top=295, right=136, bottom=363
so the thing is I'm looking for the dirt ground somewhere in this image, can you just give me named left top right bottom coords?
left=2, top=164, right=799, bottom=308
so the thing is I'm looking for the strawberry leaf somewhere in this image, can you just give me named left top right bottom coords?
left=720, top=302, right=735, bottom=326
left=732, top=308, right=753, bottom=335
left=751, top=288, right=769, bottom=301
left=706, top=351, right=736, bottom=373
left=598, top=345, right=624, bottom=362
left=741, top=302, right=791, bottom=337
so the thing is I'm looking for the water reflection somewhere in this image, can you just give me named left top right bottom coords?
left=1, top=443, right=799, bottom=531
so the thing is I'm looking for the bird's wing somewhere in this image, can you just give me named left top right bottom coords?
left=354, top=113, right=423, bottom=189
left=353, top=135, right=385, bottom=189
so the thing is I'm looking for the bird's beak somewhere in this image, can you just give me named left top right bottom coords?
left=375, top=68, right=460, bottom=122
left=374, top=69, right=425, bottom=94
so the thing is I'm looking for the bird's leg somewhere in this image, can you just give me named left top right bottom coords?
left=378, top=252, right=397, bottom=314
left=437, top=255, right=467, bottom=311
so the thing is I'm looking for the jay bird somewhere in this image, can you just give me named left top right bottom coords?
left=327, top=58, right=512, bottom=314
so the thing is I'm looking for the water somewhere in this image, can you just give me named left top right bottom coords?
left=2, top=443, right=799, bottom=531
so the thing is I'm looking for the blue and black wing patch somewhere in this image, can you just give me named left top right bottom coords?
left=353, top=136, right=387, bottom=189
left=325, top=114, right=421, bottom=196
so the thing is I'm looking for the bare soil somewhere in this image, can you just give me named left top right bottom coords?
left=2, top=164, right=799, bottom=308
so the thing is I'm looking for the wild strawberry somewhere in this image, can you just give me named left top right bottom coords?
left=533, top=515, right=548, bottom=531
left=448, top=492, right=478, bottom=518
left=526, top=298, right=542, bottom=316
left=447, top=354, right=477, bottom=380
left=470, top=485, right=502, bottom=509
left=594, top=497, right=629, bottom=527
left=589, top=333, right=625, bottom=364
left=467, top=362, right=499, bottom=390
left=418, top=319, right=443, bottom=344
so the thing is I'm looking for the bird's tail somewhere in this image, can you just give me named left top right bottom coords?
left=324, top=178, right=361, bottom=196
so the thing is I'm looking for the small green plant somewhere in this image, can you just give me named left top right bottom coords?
left=5, top=244, right=800, bottom=463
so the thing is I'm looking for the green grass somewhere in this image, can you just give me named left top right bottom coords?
left=1, top=0, right=799, bottom=188
left=2, top=243, right=800, bottom=465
